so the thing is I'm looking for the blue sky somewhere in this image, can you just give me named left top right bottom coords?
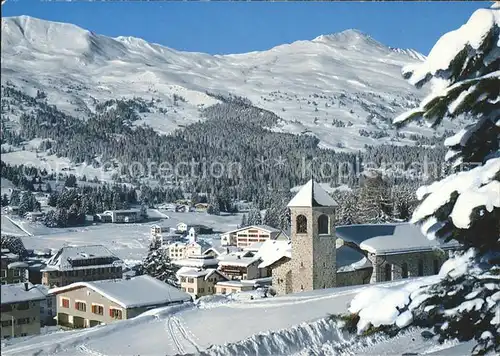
left=2, top=0, right=491, bottom=55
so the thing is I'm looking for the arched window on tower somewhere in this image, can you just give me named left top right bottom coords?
left=402, top=263, right=409, bottom=279
left=296, top=215, right=307, bottom=234
left=318, top=214, right=329, bottom=235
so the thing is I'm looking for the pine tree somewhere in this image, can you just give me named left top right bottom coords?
left=1, top=194, right=9, bottom=207
left=247, top=207, right=262, bottom=225
left=45, top=182, right=52, bottom=193
left=9, top=190, right=20, bottom=206
left=240, top=213, right=248, bottom=228
left=357, top=172, right=393, bottom=223
left=349, top=7, right=500, bottom=355
left=0, top=235, right=28, bottom=257
left=141, top=240, right=180, bottom=287
left=333, top=190, right=360, bottom=225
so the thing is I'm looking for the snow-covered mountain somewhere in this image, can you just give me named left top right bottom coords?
left=1, top=16, right=459, bottom=151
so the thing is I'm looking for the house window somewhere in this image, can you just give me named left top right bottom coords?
left=318, top=215, right=329, bottom=235
left=296, top=215, right=308, bottom=234
left=418, top=260, right=424, bottom=276
left=433, top=260, right=439, bottom=275
left=12, top=279, right=21, bottom=284
left=221, top=288, right=227, bottom=295
left=61, top=298, right=70, bottom=308
left=180, top=277, right=186, bottom=283
left=187, top=278, right=194, bottom=283
left=91, top=304, right=104, bottom=315
left=1, top=270, right=6, bottom=278
left=188, top=288, right=194, bottom=293
left=1, top=320, right=12, bottom=327
left=402, top=263, right=409, bottom=279
left=300, top=285, right=304, bottom=291
left=75, top=301, right=86, bottom=312
left=384, top=264, right=392, bottom=281
left=13, top=269, right=20, bottom=277
left=109, top=308, right=122, bottom=320
left=198, top=288, right=204, bottom=293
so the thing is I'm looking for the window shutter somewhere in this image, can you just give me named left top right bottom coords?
left=75, top=302, right=78, bottom=309
left=109, top=308, right=113, bottom=317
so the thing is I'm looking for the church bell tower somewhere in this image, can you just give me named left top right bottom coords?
left=287, top=179, right=338, bottom=293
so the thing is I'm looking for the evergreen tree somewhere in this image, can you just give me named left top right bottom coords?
left=141, top=240, right=180, bottom=287
left=47, top=192, right=58, bottom=207
left=247, top=207, right=262, bottom=225
left=45, top=182, right=52, bottom=193
left=43, top=210, right=58, bottom=228
left=240, top=213, right=248, bottom=228
left=349, top=7, right=500, bottom=354
left=0, top=235, right=28, bottom=258
left=1, top=194, right=9, bottom=207
left=64, top=174, right=77, bottom=188
left=357, top=172, right=393, bottom=223
left=18, top=191, right=40, bottom=216
left=332, top=190, right=360, bottom=225
left=9, top=190, right=20, bottom=206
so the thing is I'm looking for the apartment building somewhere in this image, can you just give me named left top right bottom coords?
left=41, top=245, right=123, bottom=287
left=1, top=282, right=46, bottom=339
left=221, top=225, right=281, bottom=247
left=49, top=275, right=191, bottom=328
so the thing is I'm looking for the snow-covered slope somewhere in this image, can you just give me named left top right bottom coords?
left=0, top=16, right=461, bottom=151
left=1, top=279, right=476, bottom=356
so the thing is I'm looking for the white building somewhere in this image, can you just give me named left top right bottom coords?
left=221, top=225, right=282, bottom=247
left=176, top=223, right=188, bottom=232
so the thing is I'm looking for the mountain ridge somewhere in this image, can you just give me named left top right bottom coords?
left=1, top=15, right=460, bottom=154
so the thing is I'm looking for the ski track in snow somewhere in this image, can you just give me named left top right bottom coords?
left=76, top=344, right=107, bottom=356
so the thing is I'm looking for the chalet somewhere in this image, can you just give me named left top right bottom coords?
left=49, top=275, right=191, bottom=328
left=172, top=255, right=219, bottom=269
left=41, top=245, right=123, bottom=287
left=194, top=203, right=210, bottom=213
left=218, top=256, right=267, bottom=280
left=177, top=268, right=228, bottom=299
left=1, top=282, right=46, bottom=339
left=176, top=222, right=188, bottom=232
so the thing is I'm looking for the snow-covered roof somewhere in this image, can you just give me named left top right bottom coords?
left=336, top=244, right=370, bottom=270
left=1, top=283, right=46, bottom=305
left=49, top=275, right=191, bottom=308
left=243, top=242, right=264, bottom=252
left=215, top=280, right=256, bottom=288
left=203, top=246, right=242, bottom=256
left=7, top=261, right=29, bottom=269
left=176, top=268, right=228, bottom=281
left=104, top=209, right=140, bottom=214
left=43, top=245, right=122, bottom=271
left=218, top=256, right=261, bottom=268
left=287, top=179, right=338, bottom=207
left=336, top=224, right=398, bottom=245
left=186, top=239, right=212, bottom=251
left=359, top=223, right=460, bottom=255
left=173, top=257, right=219, bottom=268
left=255, top=239, right=292, bottom=269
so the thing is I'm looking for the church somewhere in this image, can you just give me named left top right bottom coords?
left=269, top=180, right=459, bottom=295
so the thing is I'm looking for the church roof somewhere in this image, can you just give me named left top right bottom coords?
left=287, top=179, right=338, bottom=208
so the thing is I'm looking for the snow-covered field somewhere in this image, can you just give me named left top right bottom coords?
left=1, top=278, right=474, bottom=356
left=0, top=209, right=242, bottom=263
